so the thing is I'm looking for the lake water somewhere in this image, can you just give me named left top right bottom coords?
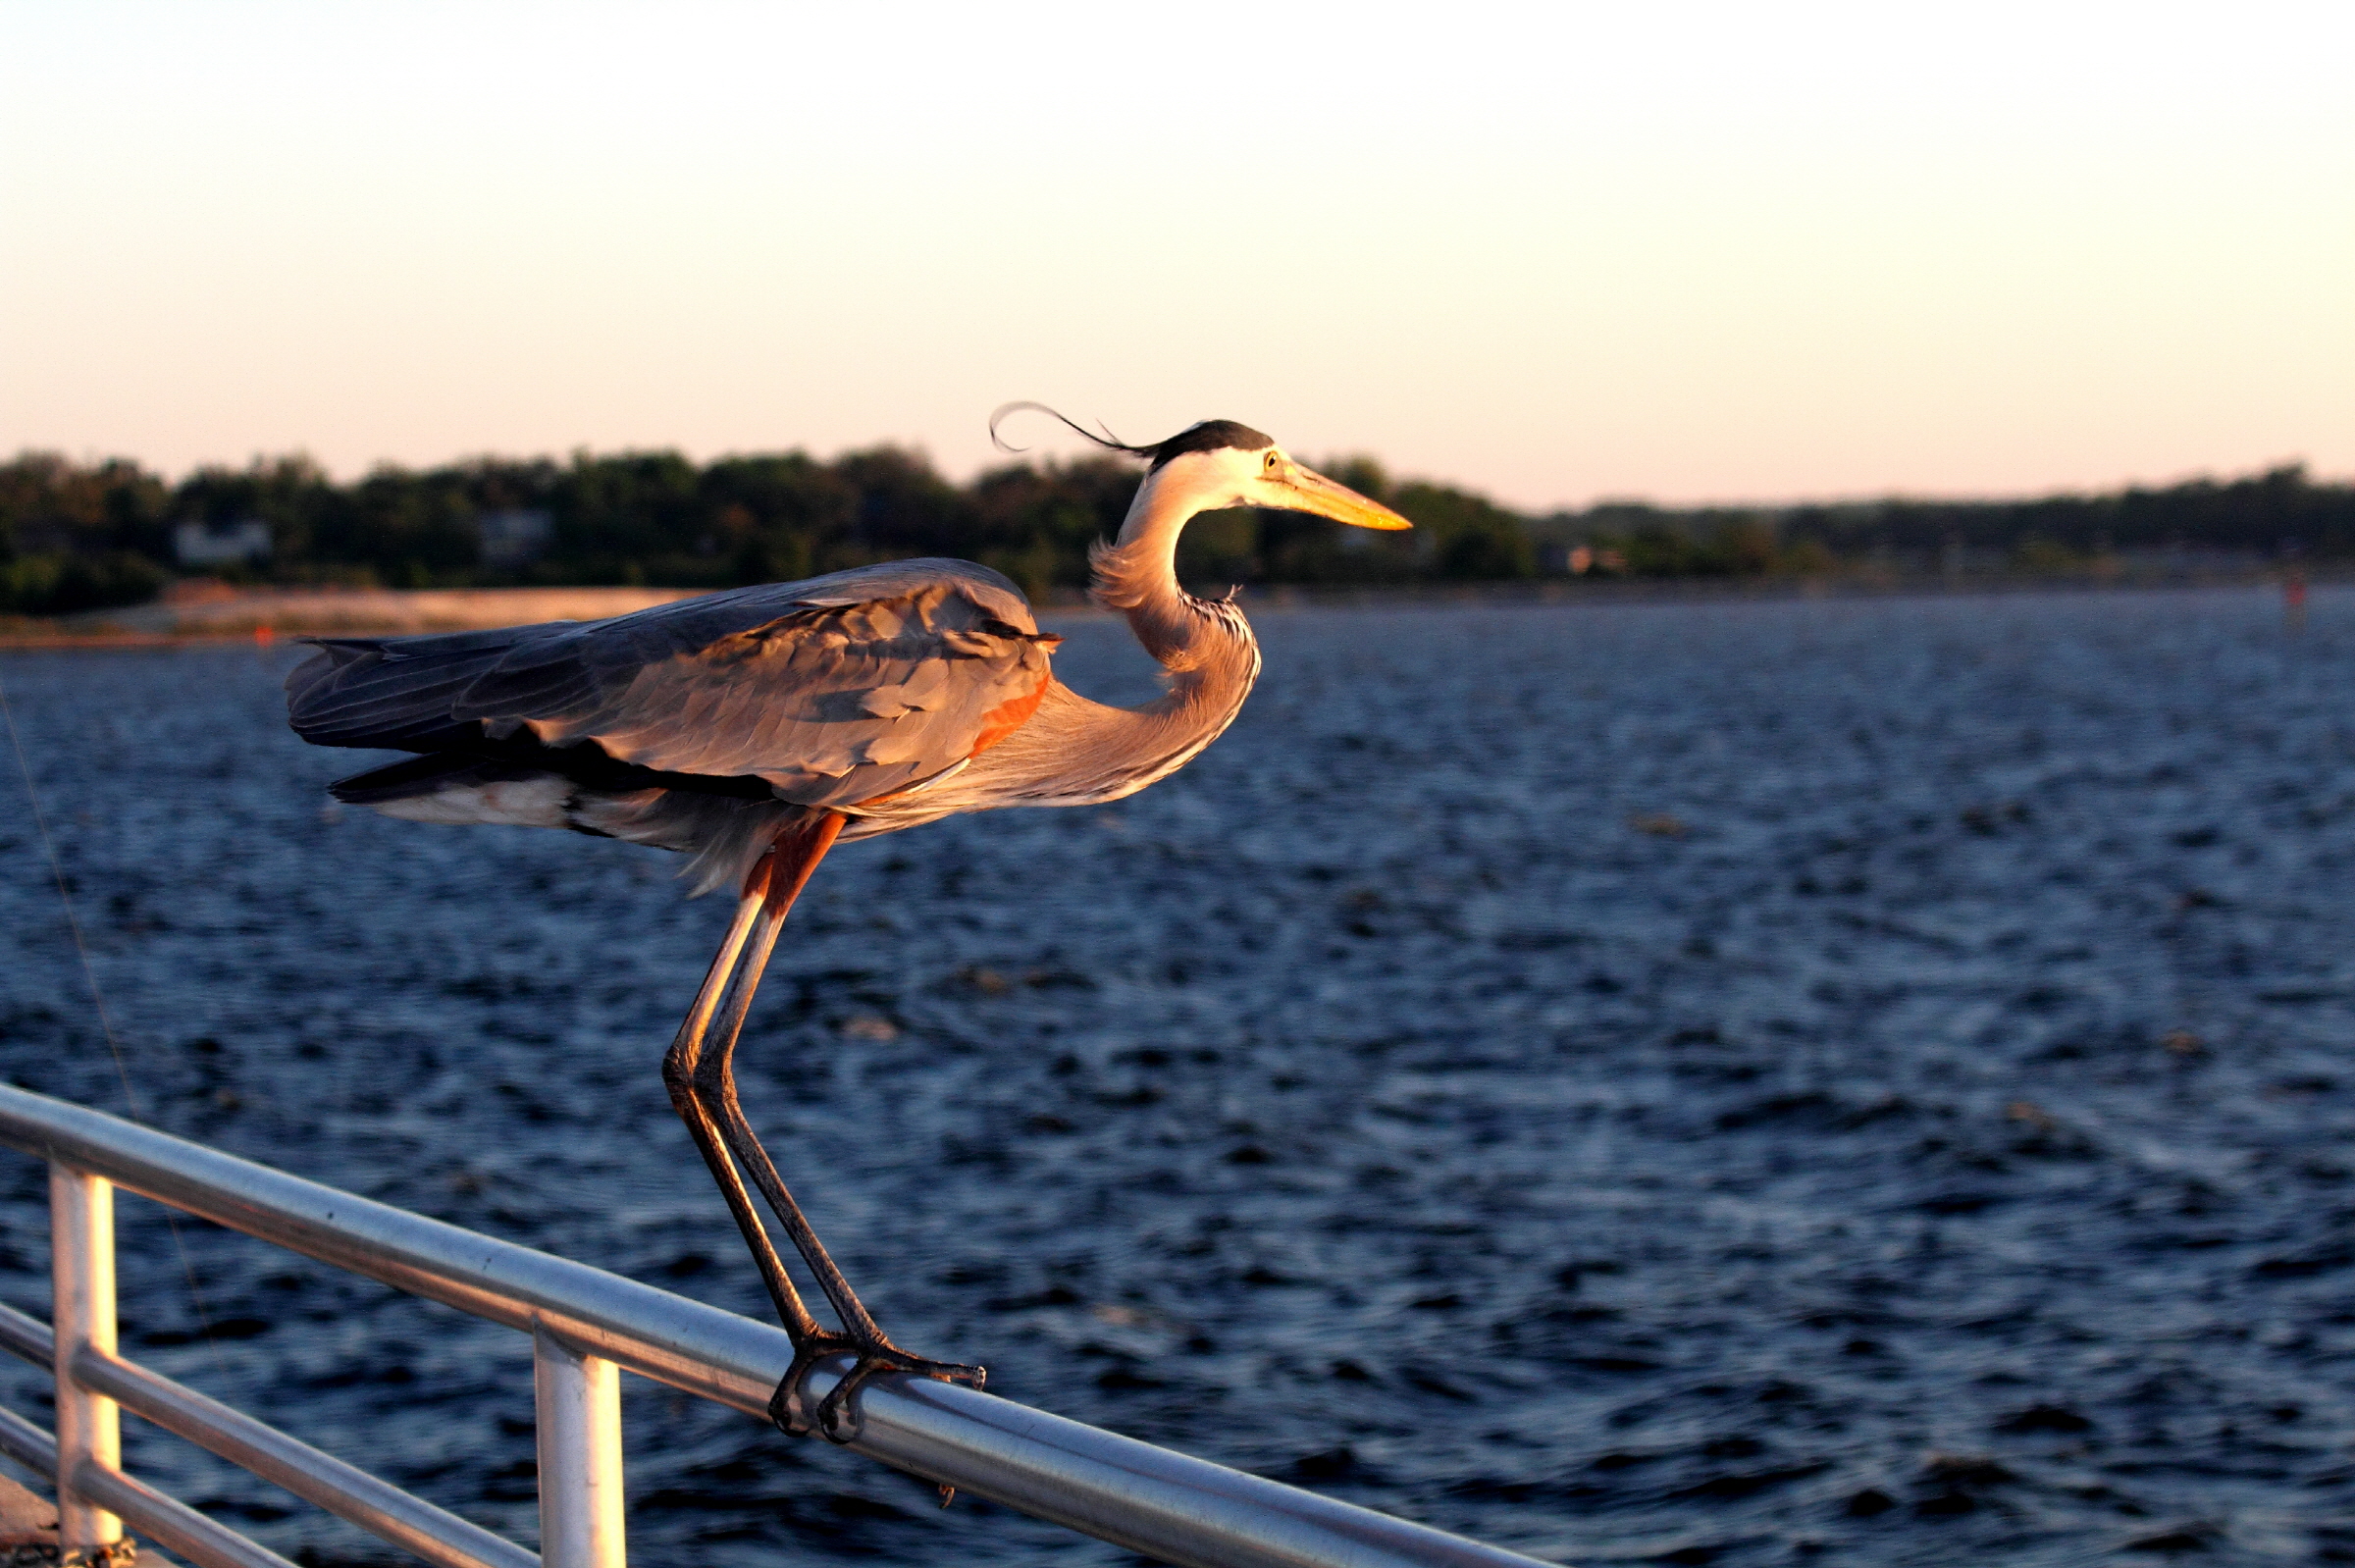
left=2, top=587, right=2352, bottom=1566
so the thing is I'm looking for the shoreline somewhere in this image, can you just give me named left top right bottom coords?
left=0, top=570, right=2328, bottom=651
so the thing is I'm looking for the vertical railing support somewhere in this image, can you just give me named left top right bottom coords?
left=533, top=1324, right=624, bottom=1568
left=51, top=1164, right=123, bottom=1558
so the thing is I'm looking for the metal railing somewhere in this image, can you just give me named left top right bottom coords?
left=0, top=1085, right=1557, bottom=1568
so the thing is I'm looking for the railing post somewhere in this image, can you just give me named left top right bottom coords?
left=51, top=1164, right=124, bottom=1559
left=533, top=1324, right=624, bottom=1568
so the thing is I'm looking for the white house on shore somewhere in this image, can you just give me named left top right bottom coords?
left=172, top=518, right=272, bottom=567
left=478, top=509, right=553, bottom=569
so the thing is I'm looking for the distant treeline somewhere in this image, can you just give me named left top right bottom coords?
left=2, top=446, right=2346, bottom=616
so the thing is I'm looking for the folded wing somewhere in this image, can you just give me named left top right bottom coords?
left=286, top=560, right=1059, bottom=810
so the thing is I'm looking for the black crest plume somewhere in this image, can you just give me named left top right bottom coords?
left=989, top=402, right=1275, bottom=472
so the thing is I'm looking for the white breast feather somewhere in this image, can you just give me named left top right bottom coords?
left=374, top=776, right=574, bottom=828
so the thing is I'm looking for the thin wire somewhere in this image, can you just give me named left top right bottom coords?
left=0, top=670, right=229, bottom=1379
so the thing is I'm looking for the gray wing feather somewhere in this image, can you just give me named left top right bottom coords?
left=286, top=624, right=581, bottom=748
left=287, top=560, right=1054, bottom=810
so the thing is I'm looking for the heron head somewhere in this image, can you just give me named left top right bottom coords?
left=1151, top=427, right=1414, bottom=534
left=990, top=404, right=1412, bottom=534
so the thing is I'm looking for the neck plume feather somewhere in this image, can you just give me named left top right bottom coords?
left=1087, top=473, right=1229, bottom=670
left=1080, top=473, right=1261, bottom=752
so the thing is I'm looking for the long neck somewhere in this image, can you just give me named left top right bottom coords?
left=937, top=470, right=1260, bottom=812
left=1088, top=470, right=1261, bottom=708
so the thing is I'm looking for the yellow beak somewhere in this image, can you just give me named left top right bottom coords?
left=1277, top=463, right=1414, bottom=530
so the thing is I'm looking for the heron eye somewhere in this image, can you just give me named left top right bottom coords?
left=1262, top=451, right=1279, bottom=472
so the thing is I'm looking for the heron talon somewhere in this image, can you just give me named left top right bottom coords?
left=769, top=1337, right=985, bottom=1444
left=768, top=1334, right=854, bottom=1437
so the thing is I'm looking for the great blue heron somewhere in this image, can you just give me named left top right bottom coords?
left=285, top=410, right=1410, bottom=1439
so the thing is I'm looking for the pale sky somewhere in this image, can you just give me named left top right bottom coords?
left=3, top=2, right=2349, bottom=510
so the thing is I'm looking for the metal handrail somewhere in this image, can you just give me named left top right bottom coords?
left=0, top=1401, right=297, bottom=1568
left=0, top=1085, right=1557, bottom=1568
left=0, top=1300, right=531, bottom=1568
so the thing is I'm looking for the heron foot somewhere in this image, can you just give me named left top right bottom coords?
left=769, top=1332, right=985, bottom=1444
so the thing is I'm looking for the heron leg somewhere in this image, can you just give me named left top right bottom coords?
left=660, top=876, right=827, bottom=1342
left=676, top=810, right=985, bottom=1443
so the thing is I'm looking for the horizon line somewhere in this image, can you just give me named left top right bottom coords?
left=8, top=442, right=2344, bottom=519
